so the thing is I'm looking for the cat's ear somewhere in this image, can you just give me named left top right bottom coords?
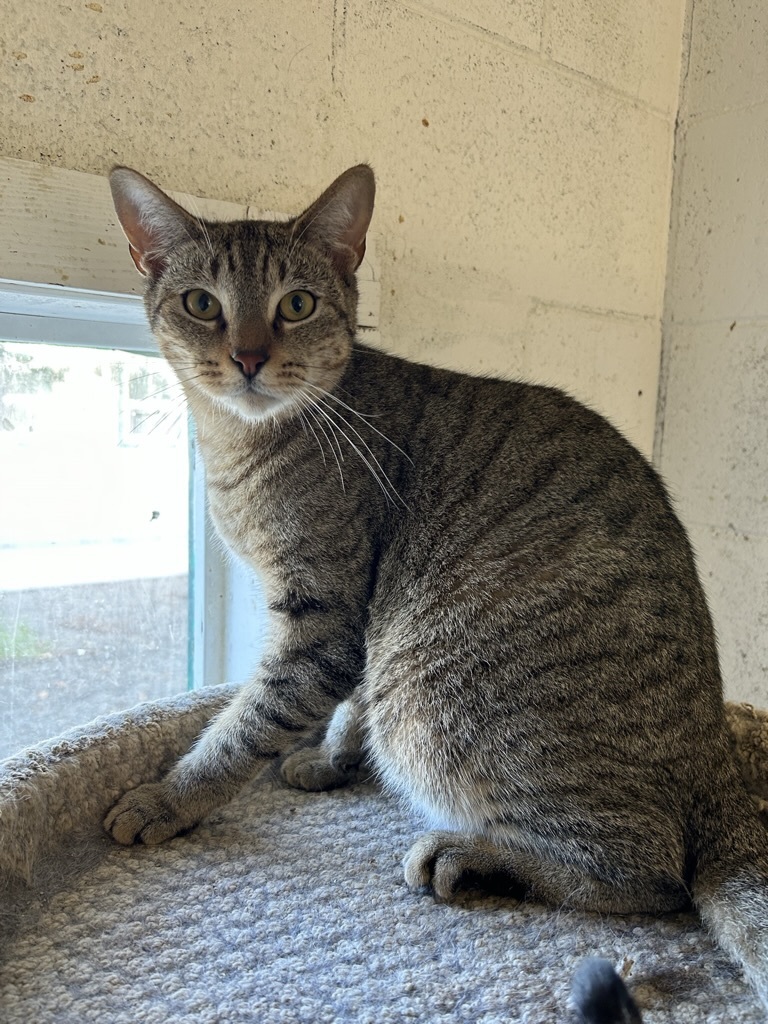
left=109, top=167, right=196, bottom=277
left=293, top=165, right=375, bottom=276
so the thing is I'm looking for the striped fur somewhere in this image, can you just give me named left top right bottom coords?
left=105, top=165, right=768, bottom=1014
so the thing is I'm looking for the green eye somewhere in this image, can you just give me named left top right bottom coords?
left=183, top=289, right=222, bottom=321
left=278, top=290, right=316, bottom=322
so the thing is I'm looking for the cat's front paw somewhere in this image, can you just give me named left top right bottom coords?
left=104, top=782, right=197, bottom=846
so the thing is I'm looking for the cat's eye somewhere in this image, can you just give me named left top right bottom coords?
left=278, top=290, right=316, bottom=322
left=183, top=289, right=222, bottom=321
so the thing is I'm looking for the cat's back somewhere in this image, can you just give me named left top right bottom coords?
left=360, top=346, right=681, bottom=558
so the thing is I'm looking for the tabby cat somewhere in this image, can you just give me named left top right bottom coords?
left=105, top=163, right=768, bottom=1020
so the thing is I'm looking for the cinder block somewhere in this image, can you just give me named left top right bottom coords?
left=683, top=0, right=768, bottom=116
left=523, top=302, right=661, bottom=456
left=658, top=321, right=768, bottom=538
left=665, top=105, right=768, bottom=323
left=545, top=0, right=685, bottom=114
left=0, top=0, right=337, bottom=207
left=401, top=0, right=542, bottom=53
left=686, top=523, right=768, bottom=706
left=381, top=259, right=531, bottom=378
left=340, top=0, right=676, bottom=321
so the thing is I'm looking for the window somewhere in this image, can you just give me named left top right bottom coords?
left=0, top=294, right=190, bottom=758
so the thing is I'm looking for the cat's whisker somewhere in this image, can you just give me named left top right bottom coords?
left=284, top=216, right=298, bottom=265
left=303, top=380, right=413, bottom=465
left=308, top=394, right=407, bottom=510
left=183, top=195, right=216, bottom=261
left=302, top=401, right=347, bottom=495
left=295, top=368, right=383, bottom=413
left=169, top=213, right=210, bottom=262
left=296, top=407, right=327, bottom=469
left=307, top=396, right=397, bottom=504
left=131, top=362, right=199, bottom=374
left=304, top=398, right=345, bottom=467
left=302, top=394, right=347, bottom=468
left=197, top=219, right=216, bottom=262
left=113, top=364, right=198, bottom=395
left=282, top=373, right=348, bottom=471
left=142, top=372, right=208, bottom=401
left=125, top=368, right=182, bottom=386
left=199, top=403, right=211, bottom=438
left=132, top=393, right=188, bottom=438
left=129, top=409, right=158, bottom=434
left=146, top=403, right=187, bottom=439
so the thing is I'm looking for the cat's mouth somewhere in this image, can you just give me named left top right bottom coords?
left=223, top=374, right=295, bottom=420
left=186, top=355, right=308, bottom=422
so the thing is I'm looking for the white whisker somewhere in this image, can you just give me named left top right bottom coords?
left=125, top=364, right=197, bottom=387
left=183, top=195, right=216, bottom=260
left=309, top=397, right=392, bottom=502
left=307, top=395, right=408, bottom=510
left=143, top=372, right=208, bottom=401
left=297, top=407, right=327, bottom=468
left=302, top=380, right=413, bottom=465
left=137, top=394, right=188, bottom=438
left=302, top=399, right=346, bottom=494
left=296, top=368, right=382, bottom=414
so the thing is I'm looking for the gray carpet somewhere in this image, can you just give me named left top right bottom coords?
left=1, top=689, right=767, bottom=1023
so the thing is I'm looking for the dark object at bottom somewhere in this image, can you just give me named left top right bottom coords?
left=571, top=958, right=643, bottom=1023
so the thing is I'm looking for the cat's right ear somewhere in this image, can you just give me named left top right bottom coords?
left=109, top=167, right=195, bottom=277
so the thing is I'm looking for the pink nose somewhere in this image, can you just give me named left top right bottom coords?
left=231, top=350, right=269, bottom=379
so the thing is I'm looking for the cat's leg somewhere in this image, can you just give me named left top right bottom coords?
left=281, top=693, right=365, bottom=791
left=104, top=611, right=366, bottom=845
left=403, top=831, right=689, bottom=915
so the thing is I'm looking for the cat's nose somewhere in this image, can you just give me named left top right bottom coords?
left=231, top=349, right=269, bottom=379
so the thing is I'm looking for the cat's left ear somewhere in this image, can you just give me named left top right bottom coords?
left=294, top=165, right=375, bottom=276
left=109, top=167, right=197, bottom=277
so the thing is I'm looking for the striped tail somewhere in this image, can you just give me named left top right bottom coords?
left=694, top=846, right=768, bottom=1010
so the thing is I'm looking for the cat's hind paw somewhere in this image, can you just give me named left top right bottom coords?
left=280, top=745, right=357, bottom=792
left=104, top=782, right=197, bottom=846
left=404, top=831, right=519, bottom=902
left=404, top=831, right=479, bottom=899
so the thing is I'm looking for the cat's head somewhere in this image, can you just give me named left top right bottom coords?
left=109, top=164, right=375, bottom=422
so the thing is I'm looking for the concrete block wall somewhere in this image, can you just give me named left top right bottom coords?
left=659, top=0, right=768, bottom=708
left=658, top=0, right=768, bottom=704
left=2, top=0, right=686, bottom=456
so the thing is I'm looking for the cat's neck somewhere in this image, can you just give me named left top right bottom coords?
left=185, top=387, right=302, bottom=465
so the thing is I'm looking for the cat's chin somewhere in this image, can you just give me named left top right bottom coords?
left=224, top=389, right=292, bottom=422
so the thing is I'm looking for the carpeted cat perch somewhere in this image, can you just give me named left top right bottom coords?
left=2, top=692, right=768, bottom=1023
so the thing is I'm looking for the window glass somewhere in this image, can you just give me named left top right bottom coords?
left=0, top=341, right=189, bottom=759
